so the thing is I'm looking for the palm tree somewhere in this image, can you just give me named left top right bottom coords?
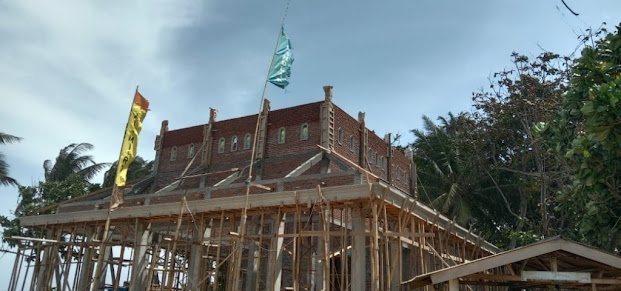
left=101, top=156, right=153, bottom=187
left=411, top=114, right=483, bottom=225
left=0, top=132, right=22, bottom=187
left=43, top=143, right=109, bottom=182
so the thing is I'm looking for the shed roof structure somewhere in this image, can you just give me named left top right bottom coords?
left=403, top=236, right=621, bottom=290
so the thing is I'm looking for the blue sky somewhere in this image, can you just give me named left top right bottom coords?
left=0, top=0, right=619, bottom=288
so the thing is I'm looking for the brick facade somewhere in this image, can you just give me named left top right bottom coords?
left=152, top=93, right=413, bottom=197
left=58, top=88, right=414, bottom=214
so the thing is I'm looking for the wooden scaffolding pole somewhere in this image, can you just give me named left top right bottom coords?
left=165, top=196, right=187, bottom=290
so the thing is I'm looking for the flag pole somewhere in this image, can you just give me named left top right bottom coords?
left=92, top=86, right=140, bottom=290
left=231, top=0, right=293, bottom=289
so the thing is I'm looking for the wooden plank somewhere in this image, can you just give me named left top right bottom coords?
left=250, top=183, right=272, bottom=191
left=20, top=184, right=370, bottom=226
left=402, top=239, right=563, bottom=287
left=521, top=271, right=591, bottom=283
left=560, top=240, right=621, bottom=269
left=165, top=196, right=186, bottom=290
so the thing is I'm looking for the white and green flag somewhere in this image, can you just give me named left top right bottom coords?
left=268, top=27, right=294, bottom=89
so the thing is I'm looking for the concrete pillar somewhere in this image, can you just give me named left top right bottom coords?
left=187, top=220, right=211, bottom=290
left=315, top=237, right=326, bottom=291
left=390, top=240, right=402, bottom=291
left=266, top=213, right=286, bottom=291
left=245, top=216, right=260, bottom=291
left=130, top=222, right=152, bottom=291
left=77, top=227, right=96, bottom=291
left=448, top=278, right=459, bottom=291
left=351, top=205, right=366, bottom=291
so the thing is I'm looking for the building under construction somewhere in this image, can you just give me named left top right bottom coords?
left=10, top=86, right=621, bottom=290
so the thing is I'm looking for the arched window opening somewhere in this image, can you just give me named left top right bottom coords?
left=244, top=133, right=252, bottom=150
left=349, top=136, right=355, bottom=152
left=170, top=146, right=178, bottom=161
left=278, top=127, right=286, bottom=144
left=187, top=143, right=195, bottom=158
left=231, top=136, right=238, bottom=151
left=218, top=138, right=225, bottom=153
left=300, top=123, right=309, bottom=140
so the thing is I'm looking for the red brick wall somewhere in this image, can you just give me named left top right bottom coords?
left=264, top=102, right=322, bottom=158
left=390, top=147, right=412, bottom=193
left=262, top=152, right=320, bottom=180
left=156, top=124, right=204, bottom=189
left=210, top=114, right=257, bottom=166
left=333, top=105, right=360, bottom=166
left=153, top=100, right=412, bottom=195
left=367, top=130, right=388, bottom=179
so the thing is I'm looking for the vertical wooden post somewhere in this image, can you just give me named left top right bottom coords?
left=370, top=201, right=381, bottom=291
left=61, top=227, right=76, bottom=291
left=210, top=212, right=225, bottom=291
left=165, top=197, right=187, bottom=290
left=36, top=228, right=55, bottom=291
left=390, top=224, right=403, bottom=290
left=266, top=210, right=286, bottom=291
left=92, top=217, right=112, bottom=291
left=113, top=224, right=128, bottom=290
left=8, top=244, right=22, bottom=291
left=77, top=226, right=96, bottom=291
left=254, top=211, right=265, bottom=291
left=244, top=215, right=260, bottom=291
left=293, top=196, right=302, bottom=291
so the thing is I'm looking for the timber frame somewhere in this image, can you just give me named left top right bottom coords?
left=403, top=236, right=621, bottom=290
left=11, top=179, right=498, bottom=290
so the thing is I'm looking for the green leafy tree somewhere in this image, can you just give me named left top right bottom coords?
left=43, top=143, right=109, bottom=182
left=1, top=175, right=100, bottom=247
left=472, top=51, right=572, bottom=247
left=1, top=143, right=105, bottom=247
left=0, top=132, right=22, bottom=187
left=412, top=51, right=574, bottom=249
left=101, top=156, right=153, bottom=188
left=546, top=24, right=621, bottom=251
left=412, top=113, right=482, bottom=225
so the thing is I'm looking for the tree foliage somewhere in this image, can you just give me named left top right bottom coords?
left=411, top=24, right=621, bottom=252
left=1, top=143, right=105, bottom=247
left=1, top=175, right=100, bottom=247
left=545, top=24, right=621, bottom=251
left=0, top=132, right=22, bottom=187
left=101, top=155, right=153, bottom=188
left=412, top=50, right=573, bottom=249
left=43, top=143, right=109, bottom=182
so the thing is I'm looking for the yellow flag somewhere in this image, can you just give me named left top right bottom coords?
left=115, top=91, right=149, bottom=187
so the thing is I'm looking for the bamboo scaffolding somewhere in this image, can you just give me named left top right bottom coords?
left=11, top=183, right=502, bottom=291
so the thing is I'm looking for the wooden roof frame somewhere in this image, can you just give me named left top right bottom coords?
left=403, top=236, right=621, bottom=288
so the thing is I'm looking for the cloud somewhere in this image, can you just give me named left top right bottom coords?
left=0, top=0, right=208, bottom=169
